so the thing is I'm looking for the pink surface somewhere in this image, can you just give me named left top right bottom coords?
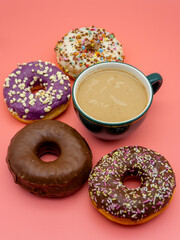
left=0, top=0, right=179, bottom=239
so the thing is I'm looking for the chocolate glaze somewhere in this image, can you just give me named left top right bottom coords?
left=88, top=146, right=176, bottom=222
left=7, top=120, right=92, bottom=197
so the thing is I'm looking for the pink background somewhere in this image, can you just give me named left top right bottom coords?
left=0, top=0, right=179, bottom=239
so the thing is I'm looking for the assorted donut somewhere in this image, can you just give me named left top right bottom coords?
left=3, top=61, right=71, bottom=123
left=6, top=120, right=92, bottom=197
left=88, top=146, right=176, bottom=225
left=54, top=26, right=124, bottom=79
left=3, top=26, right=176, bottom=225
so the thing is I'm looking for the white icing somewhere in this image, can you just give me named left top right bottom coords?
left=55, top=27, right=124, bottom=79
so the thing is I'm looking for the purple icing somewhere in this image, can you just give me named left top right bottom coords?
left=3, top=61, right=71, bottom=120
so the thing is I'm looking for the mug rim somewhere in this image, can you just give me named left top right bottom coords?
left=72, top=61, right=153, bottom=126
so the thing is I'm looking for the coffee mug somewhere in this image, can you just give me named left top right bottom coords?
left=72, top=62, right=163, bottom=140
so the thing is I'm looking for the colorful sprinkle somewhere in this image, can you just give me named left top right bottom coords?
left=88, top=146, right=176, bottom=222
left=54, top=26, right=124, bottom=79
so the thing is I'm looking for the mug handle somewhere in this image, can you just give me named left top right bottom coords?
left=147, top=73, right=163, bottom=94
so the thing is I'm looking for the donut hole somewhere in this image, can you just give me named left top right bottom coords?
left=37, top=142, right=61, bottom=162
left=123, top=176, right=142, bottom=189
left=85, top=41, right=99, bottom=52
left=76, top=39, right=100, bottom=53
left=31, top=84, right=46, bottom=94
left=123, top=169, right=142, bottom=189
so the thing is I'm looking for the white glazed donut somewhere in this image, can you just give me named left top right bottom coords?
left=54, top=26, right=124, bottom=79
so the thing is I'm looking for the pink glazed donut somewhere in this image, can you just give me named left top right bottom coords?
left=3, top=61, right=71, bottom=123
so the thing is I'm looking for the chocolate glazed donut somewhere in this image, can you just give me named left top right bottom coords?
left=6, top=120, right=92, bottom=197
left=88, top=146, right=176, bottom=225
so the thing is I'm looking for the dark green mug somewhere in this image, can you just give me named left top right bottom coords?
left=72, top=62, right=163, bottom=140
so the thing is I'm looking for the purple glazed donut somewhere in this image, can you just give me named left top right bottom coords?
left=88, top=146, right=176, bottom=225
left=3, top=60, right=71, bottom=123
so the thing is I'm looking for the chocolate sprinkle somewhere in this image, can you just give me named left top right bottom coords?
left=55, top=27, right=124, bottom=79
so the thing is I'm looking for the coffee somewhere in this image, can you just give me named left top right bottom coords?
left=77, top=69, right=148, bottom=122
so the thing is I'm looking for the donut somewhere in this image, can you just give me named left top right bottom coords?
left=3, top=60, right=71, bottom=123
left=6, top=120, right=92, bottom=197
left=54, top=26, right=124, bottom=80
left=88, top=146, right=176, bottom=225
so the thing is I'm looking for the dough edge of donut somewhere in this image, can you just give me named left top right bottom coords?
left=7, top=98, right=71, bottom=123
left=90, top=191, right=175, bottom=225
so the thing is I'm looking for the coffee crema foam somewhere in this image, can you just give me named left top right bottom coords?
left=77, top=69, right=148, bottom=122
